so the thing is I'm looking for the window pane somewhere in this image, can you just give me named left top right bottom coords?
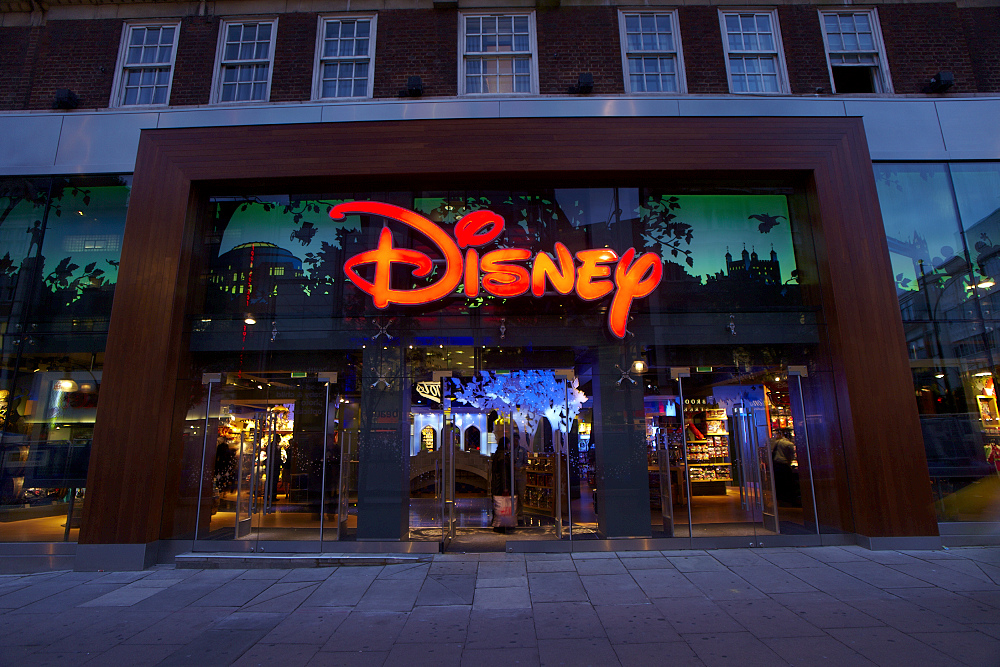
left=625, top=15, right=639, bottom=32
left=257, top=24, right=271, bottom=40
left=357, top=20, right=370, bottom=38
left=130, top=28, right=145, bottom=46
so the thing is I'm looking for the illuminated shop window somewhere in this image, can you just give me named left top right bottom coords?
left=110, top=22, right=180, bottom=107
left=719, top=10, right=789, bottom=94
left=313, top=15, right=376, bottom=99
left=212, top=19, right=278, bottom=103
left=619, top=11, right=686, bottom=94
left=820, top=10, right=892, bottom=94
left=460, top=12, right=537, bottom=95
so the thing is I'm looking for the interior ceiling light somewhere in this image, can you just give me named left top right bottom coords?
left=979, top=279, right=995, bottom=288
left=974, top=371, right=993, bottom=377
left=244, top=315, right=256, bottom=325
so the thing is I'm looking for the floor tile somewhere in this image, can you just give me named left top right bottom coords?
left=594, top=603, right=682, bottom=644
left=537, top=637, right=622, bottom=667
left=683, top=631, right=790, bottom=667
left=612, top=641, right=704, bottom=666
left=395, top=605, right=470, bottom=644
left=826, top=626, right=964, bottom=666
left=528, top=572, right=588, bottom=603
left=761, top=635, right=876, bottom=666
left=466, top=609, right=536, bottom=649
left=532, top=601, right=606, bottom=640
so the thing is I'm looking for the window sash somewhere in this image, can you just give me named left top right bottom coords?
left=115, top=23, right=178, bottom=107
left=462, top=13, right=535, bottom=94
left=317, top=18, right=374, bottom=99
left=819, top=10, right=891, bottom=93
left=623, top=13, right=676, bottom=54
left=214, top=20, right=276, bottom=103
left=723, top=13, right=778, bottom=55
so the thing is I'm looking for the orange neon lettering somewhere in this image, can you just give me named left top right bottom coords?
left=530, top=242, right=575, bottom=297
left=465, top=248, right=480, bottom=298
left=335, top=202, right=664, bottom=338
left=332, top=201, right=463, bottom=307
left=608, top=249, right=663, bottom=339
left=574, top=249, right=618, bottom=301
left=480, top=248, right=532, bottom=298
left=455, top=210, right=505, bottom=248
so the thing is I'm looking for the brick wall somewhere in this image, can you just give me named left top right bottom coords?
left=25, top=19, right=120, bottom=110
left=959, top=6, right=1000, bottom=93
left=778, top=6, right=830, bottom=95
left=678, top=7, right=728, bottom=94
left=0, top=27, right=37, bottom=109
left=373, top=9, right=457, bottom=98
left=271, top=13, right=315, bottom=102
left=537, top=7, right=623, bottom=95
left=880, top=3, right=977, bottom=94
left=170, top=16, right=218, bottom=106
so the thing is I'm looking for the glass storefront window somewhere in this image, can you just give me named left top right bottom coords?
left=876, top=163, right=1000, bottom=523
left=176, top=183, right=849, bottom=550
left=0, top=176, right=130, bottom=542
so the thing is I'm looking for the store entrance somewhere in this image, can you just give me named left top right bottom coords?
left=190, top=371, right=354, bottom=551
left=406, top=347, right=590, bottom=551
left=646, top=362, right=819, bottom=544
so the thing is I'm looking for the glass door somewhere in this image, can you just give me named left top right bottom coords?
left=192, top=371, right=336, bottom=551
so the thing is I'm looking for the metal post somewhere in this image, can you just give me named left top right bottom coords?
left=790, top=369, right=820, bottom=536
left=319, top=379, right=330, bottom=547
left=193, top=378, right=215, bottom=550
left=671, top=368, right=693, bottom=545
left=565, top=379, right=573, bottom=542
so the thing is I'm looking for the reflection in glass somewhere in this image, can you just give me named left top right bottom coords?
left=875, top=163, right=1000, bottom=523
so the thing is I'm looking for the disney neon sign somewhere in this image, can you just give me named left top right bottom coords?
left=331, top=202, right=663, bottom=338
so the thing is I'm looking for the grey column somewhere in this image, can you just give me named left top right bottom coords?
left=592, top=345, right=652, bottom=539
left=356, top=343, right=409, bottom=540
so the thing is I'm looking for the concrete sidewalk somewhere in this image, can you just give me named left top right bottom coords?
left=1, top=546, right=999, bottom=667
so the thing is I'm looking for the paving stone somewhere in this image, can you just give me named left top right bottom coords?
left=382, top=641, right=463, bottom=667
left=612, top=641, right=704, bottom=666
left=756, top=551, right=823, bottom=569
left=969, top=624, right=1000, bottom=640
left=526, top=559, right=577, bottom=573
left=886, top=563, right=1000, bottom=592
left=21, top=584, right=123, bottom=612
left=322, top=611, right=409, bottom=652
left=459, top=646, right=540, bottom=667
left=415, top=576, right=476, bottom=606
left=44, top=610, right=169, bottom=653
left=466, top=609, right=536, bottom=648
left=307, top=651, right=388, bottom=666
left=377, top=563, right=430, bottom=580
left=768, top=591, right=884, bottom=629
left=260, top=608, right=350, bottom=644
left=158, top=629, right=268, bottom=667
left=79, top=586, right=166, bottom=607
left=395, top=605, right=470, bottom=644
left=845, top=598, right=972, bottom=633
left=302, top=568, right=379, bottom=607
left=827, top=626, right=964, bottom=666
left=230, top=642, right=320, bottom=667
left=429, top=561, right=479, bottom=576
left=682, top=631, right=789, bottom=667
left=912, top=630, right=1000, bottom=667
left=629, top=568, right=704, bottom=599
left=666, top=556, right=729, bottom=573
left=785, top=566, right=895, bottom=601
left=707, top=549, right=769, bottom=567
left=278, top=567, right=338, bottom=583
left=620, top=556, right=674, bottom=570
left=574, top=558, right=628, bottom=575
left=472, top=585, right=531, bottom=610
left=683, top=571, right=767, bottom=600
left=829, top=560, right=936, bottom=589
left=81, top=642, right=184, bottom=666
left=355, top=579, right=422, bottom=612
left=537, top=637, right=622, bottom=667
left=241, top=582, right=320, bottom=612
left=801, top=547, right=868, bottom=564
left=528, top=572, right=588, bottom=603
left=124, top=607, right=235, bottom=644
left=652, top=597, right=744, bottom=634
left=532, top=601, right=607, bottom=640
left=190, top=578, right=274, bottom=607
left=477, top=561, right=527, bottom=579
left=717, top=599, right=826, bottom=638
left=212, top=611, right=288, bottom=631
left=476, top=576, right=528, bottom=588
left=886, top=587, right=1000, bottom=624
left=761, top=635, right=877, bottom=666
left=14, top=650, right=94, bottom=666
left=728, top=563, right=818, bottom=594
left=594, top=603, right=682, bottom=644
left=571, top=552, right=618, bottom=559
left=579, top=574, right=649, bottom=605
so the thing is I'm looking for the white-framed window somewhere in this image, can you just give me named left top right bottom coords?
left=312, top=15, right=377, bottom=100
left=619, top=10, right=686, bottom=94
left=459, top=12, right=538, bottom=95
left=719, top=10, right=789, bottom=94
left=109, top=22, right=180, bottom=107
left=819, top=10, right=892, bottom=94
left=211, top=18, right=278, bottom=104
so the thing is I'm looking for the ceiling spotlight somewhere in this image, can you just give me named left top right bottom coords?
left=244, top=315, right=256, bottom=325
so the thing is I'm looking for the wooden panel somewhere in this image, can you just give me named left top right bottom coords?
left=78, top=117, right=937, bottom=544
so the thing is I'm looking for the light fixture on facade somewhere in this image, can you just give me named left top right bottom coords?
left=632, top=360, right=646, bottom=373
left=244, top=315, right=256, bottom=325
left=55, top=373, right=78, bottom=392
